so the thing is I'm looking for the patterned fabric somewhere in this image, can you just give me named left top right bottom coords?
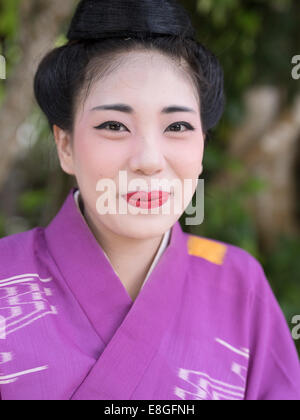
left=0, top=188, right=299, bottom=400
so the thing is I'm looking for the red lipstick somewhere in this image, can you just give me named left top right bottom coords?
left=123, top=190, right=170, bottom=209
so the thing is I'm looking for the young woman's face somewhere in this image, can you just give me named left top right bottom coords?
left=59, top=50, right=205, bottom=239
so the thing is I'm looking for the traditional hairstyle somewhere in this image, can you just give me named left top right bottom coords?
left=33, top=0, right=225, bottom=140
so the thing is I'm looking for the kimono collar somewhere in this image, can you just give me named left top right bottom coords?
left=44, top=187, right=189, bottom=344
left=72, top=188, right=172, bottom=288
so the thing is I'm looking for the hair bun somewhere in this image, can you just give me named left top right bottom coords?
left=67, top=0, right=197, bottom=41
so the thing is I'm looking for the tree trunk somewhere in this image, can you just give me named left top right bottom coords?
left=0, top=0, right=76, bottom=190
left=212, top=86, right=300, bottom=251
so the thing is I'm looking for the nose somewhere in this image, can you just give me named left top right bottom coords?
left=128, top=138, right=165, bottom=176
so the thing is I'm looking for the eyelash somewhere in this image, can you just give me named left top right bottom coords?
left=94, top=121, right=195, bottom=133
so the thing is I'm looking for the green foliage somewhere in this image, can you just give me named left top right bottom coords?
left=18, top=189, right=48, bottom=223
left=54, top=34, right=68, bottom=48
left=183, top=144, right=266, bottom=260
left=0, top=0, right=20, bottom=39
left=0, top=0, right=21, bottom=102
left=182, top=0, right=300, bottom=128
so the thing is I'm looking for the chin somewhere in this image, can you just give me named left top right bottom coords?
left=110, top=215, right=176, bottom=239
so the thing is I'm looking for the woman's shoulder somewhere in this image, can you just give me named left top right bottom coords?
left=0, top=227, right=45, bottom=277
left=184, top=231, right=267, bottom=295
left=0, top=226, right=41, bottom=250
left=185, top=230, right=260, bottom=268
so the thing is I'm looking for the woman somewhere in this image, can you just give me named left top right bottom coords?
left=0, top=0, right=299, bottom=400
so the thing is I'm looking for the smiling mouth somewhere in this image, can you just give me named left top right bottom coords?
left=122, top=190, right=172, bottom=209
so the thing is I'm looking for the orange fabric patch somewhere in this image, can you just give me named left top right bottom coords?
left=187, top=236, right=227, bottom=265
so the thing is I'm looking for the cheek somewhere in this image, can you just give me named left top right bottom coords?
left=172, top=138, right=204, bottom=179
left=172, top=141, right=204, bottom=210
left=73, top=132, right=126, bottom=181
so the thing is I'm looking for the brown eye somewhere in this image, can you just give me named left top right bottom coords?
left=94, top=121, right=129, bottom=132
left=167, top=122, right=195, bottom=132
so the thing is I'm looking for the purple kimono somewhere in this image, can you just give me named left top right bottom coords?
left=0, top=187, right=299, bottom=400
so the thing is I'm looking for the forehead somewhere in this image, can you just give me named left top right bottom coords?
left=83, top=50, right=199, bottom=110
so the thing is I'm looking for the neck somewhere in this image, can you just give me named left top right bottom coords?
left=81, top=204, right=166, bottom=301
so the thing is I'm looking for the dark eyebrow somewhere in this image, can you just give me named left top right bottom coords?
left=90, top=104, right=196, bottom=114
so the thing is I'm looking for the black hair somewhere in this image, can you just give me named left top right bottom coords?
left=33, top=0, right=225, bottom=140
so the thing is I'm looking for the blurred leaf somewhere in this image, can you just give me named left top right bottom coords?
left=18, top=189, right=48, bottom=219
left=55, top=34, right=68, bottom=48
left=0, top=0, right=20, bottom=37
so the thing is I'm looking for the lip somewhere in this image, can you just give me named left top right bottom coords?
left=122, top=190, right=171, bottom=209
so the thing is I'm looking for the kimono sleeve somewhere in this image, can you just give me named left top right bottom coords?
left=245, top=258, right=300, bottom=400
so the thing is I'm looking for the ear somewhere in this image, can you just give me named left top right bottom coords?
left=53, top=125, right=75, bottom=175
